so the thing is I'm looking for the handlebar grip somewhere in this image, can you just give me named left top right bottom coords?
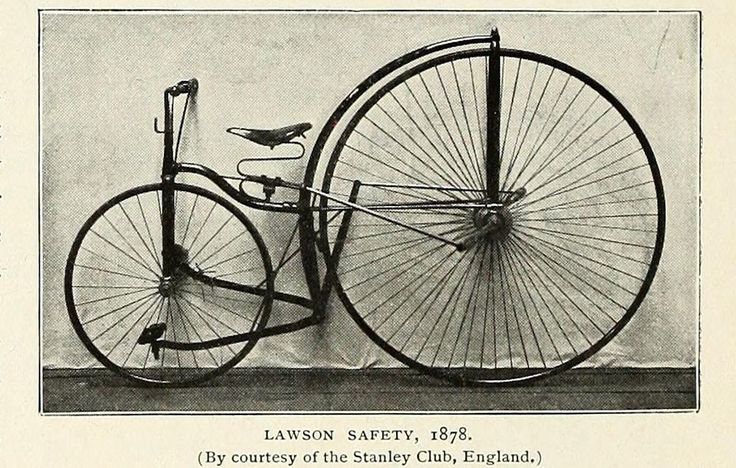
left=186, top=78, right=198, bottom=93
left=178, top=78, right=198, bottom=93
left=169, top=78, right=199, bottom=96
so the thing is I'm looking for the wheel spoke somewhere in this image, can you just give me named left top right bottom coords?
left=81, top=290, right=159, bottom=326
left=122, top=296, right=164, bottom=367
left=507, top=233, right=600, bottom=342
left=387, top=90, right=471, bottom=194
left=76, top=285, right=159, bottom=306
left=110, top=296, right=163, bottom=362
left=136, top=194, right=163, bottom=268
left=173, top=295, right=221, bottom=367
left=374, top=100, right=469, bottom=193
left=88, top=293, right=159, bottom=340
left=119, top=200, right=162, bottom=271
left=419, top=73, right=479, bottom=189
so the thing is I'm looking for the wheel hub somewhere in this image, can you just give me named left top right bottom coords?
left=158, top=277, right=174, bottom=297
left=471, top=205, right=513, bottom=242
left=158, top=244, right=189, bottom=297
left=456, top=204, right=514, bottom=250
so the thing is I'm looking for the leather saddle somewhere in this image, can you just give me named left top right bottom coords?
left=226, top=122, right=312, bottom=148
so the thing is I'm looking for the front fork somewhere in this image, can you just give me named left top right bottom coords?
left=160, top=79, right=198, bottom=277
left=161, top=173, right=177, bottom=277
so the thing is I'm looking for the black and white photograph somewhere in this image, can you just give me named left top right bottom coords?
left=39, top=10, right=699, bottom=413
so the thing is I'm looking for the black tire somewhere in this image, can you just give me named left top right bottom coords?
left=301, top=38, right=665, bottom=385
left=65, top=183, right=273, bottom=386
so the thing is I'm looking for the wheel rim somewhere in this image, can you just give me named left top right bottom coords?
left=65, top=183, right=273, bottom=386
left=312, top=46, right=665, bottom=385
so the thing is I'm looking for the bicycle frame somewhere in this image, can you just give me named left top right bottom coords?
left=151, top=80, right=322, bottom=352
left=148, top=68, right=509, bottom=354
left=65, top=28, right=666, bottom=387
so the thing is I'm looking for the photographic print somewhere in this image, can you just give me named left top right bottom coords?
left=40, top=10, right=699, bottom=413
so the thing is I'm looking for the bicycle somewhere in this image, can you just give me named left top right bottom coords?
left=64, top=29, right=665, bottom=387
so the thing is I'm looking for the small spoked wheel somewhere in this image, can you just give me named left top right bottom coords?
left=65, top=183, right=273, bottom=386
left=304, top=39, right=665, bottom=385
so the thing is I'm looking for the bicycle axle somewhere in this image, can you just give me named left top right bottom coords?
left=455, top=186, right=525, bottom=249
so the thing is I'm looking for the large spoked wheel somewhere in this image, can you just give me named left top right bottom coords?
left=302, top=39, right=665, bottom=385
left=65, top=183, right=273, bottom=386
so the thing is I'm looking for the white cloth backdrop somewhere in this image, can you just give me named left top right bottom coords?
left=42, top=12, right=698, bottom=369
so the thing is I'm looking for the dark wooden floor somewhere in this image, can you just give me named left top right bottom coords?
left=42, top=367, right=696, bottom=413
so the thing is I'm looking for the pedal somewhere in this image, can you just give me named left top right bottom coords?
left=137, top=323, right=166, bottom=345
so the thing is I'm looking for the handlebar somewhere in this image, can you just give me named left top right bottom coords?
left=167, top=78, right=198, bottom=96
